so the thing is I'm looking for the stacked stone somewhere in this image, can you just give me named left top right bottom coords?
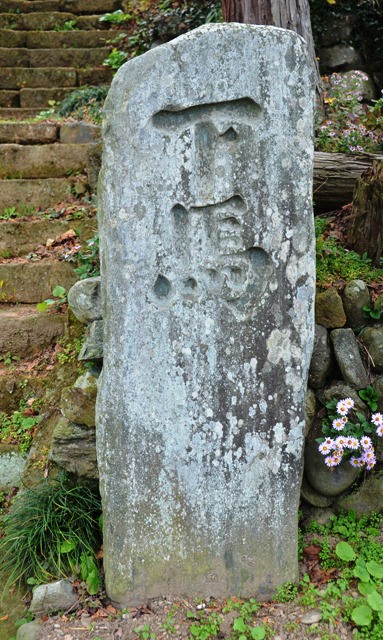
left=304, top=279, right=383, bottom=516
left=49, top=277, right=102, bottom=479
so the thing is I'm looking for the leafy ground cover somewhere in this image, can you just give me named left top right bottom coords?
left=2, top=510, right=382, bottom=640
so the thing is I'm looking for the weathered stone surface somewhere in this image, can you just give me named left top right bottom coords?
left=19, top=87, right=76, bottom=109
left=16, top=621, right=41, bottom=640
left=359, top=326, right=383, bottom=373
left=334, top=472, right=383, bottom=518
left=50, top=417, right=98, bottom=479
left=0, top=67, right=77, bottom=90
left=0, top=12, right=75, bottom=32
left=304, top=440, right=360, bottom=497
left=343, top=279, right=370, bottom=329
left=60, top=122, right=100, bottom=144
left=68, top=276, right=102, bottom=324
left=330, top=328, right=370, bottom=389
left=321, top=15, right=355, bottom=47
left=315, top=288, right=346, bottom=329
left=0, top=89, right=18, bottom=107
left=0, top=29, right=26, bottom=48
left=60, top=371, right=98, bottom=427
left=78, top=319, right=103, bottom=361
left=305, top=388, right=316, bottom=438
left=300, top=475, right=333, bottom=508
left=98, top=24, right=315, bottom=604
left=0, top=123, right=58, bottom=145
left=26, top=30, right=112, bottom=49
left=61, top=0, right=119, bottom=12
left=0, top=219, right=89, bottom=258
left=0, top=304, right=66, bottom=356
left=0, top=143, right=91, bottom=179
left=0, top=262, right=77, bottom=304
left=0, top=47, right=29, bottom=67
left=0, top=445, right=26, bottom=489
left=308, top=324, right=333, bottom=389
left=77, top=67, right=113, bottom=85
left=29, top=48, right=109, bottom=68
left=319, top=46, right=364, bottom=72
left=304, top=507, right=336, bottom=527
left=0, top=177, right=72, bottom=210
left=317, top=381, right=368, bottom=416
left=30, top=580, right=77, bottom=615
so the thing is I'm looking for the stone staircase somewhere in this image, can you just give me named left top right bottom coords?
left=0, top=0, right=120, bottom=118
left=0, top=0, right=116, bottom=489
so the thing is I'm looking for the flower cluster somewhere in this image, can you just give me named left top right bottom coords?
left=62, top=244, right=81, bottom=261
left=317, top=397, right=383, bottom=470
left=316, top=71, right=383, bottom=154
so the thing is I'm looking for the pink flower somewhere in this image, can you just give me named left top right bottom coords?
left=336, top=400, right=349, bottom=416
left=332, top=418, right=344, bottom=431
left=372, top=413, right=383, bottom=426
left=360, top=436, right=373, bottom=450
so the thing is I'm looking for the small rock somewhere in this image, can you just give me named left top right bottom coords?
left=304, top=507, right=336, bottom=527
left=60, top=122, right=100, bottom=144
left=309, top=324, right=333, bottom=388
left=335, top=471, right=383, bottom=518
left=301, top=475, right=333, bottom=508
left=301, top=610, right=322, bottom=624
left=16, top=621, right=41, bottom=640
left=319, top=45, right=364, bottom=72
left=30, top=579, right=77, bottom=615
left=359, top=326, right=383, bottom=373
left=50, top=417, right=98, bottom=479
left=67, top=277, right=102, bottom=325
left=78, top=319, right=103, bottom=362
left=330, top=328, right=370, bottom=389
left=343, top=279, right=371, bottom=329
left=315, top=288, right=346, bottom=329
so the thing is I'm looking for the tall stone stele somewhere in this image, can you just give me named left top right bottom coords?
left=97, top=23, right=315, bottom=605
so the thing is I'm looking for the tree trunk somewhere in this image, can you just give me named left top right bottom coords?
left=221, top=0, right=321, bottom=101
left=313, top=152, right=378, bottom=214
left=347, top=159, right=383, bottom=266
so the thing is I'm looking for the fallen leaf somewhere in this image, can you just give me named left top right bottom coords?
left=0, top=615, right=9, bottom=621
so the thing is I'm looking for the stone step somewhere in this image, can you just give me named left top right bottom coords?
left=0, top=66, right=113, bottom=90
left=0, top=261, right=78, bottom=303
left=0, top=218, right=94, bottom=258
left=19, top=87, right=77, bottom=108
left=0, top=47, right=110, bottom=68
left=0, top=12, right=114, bottom=31
left=0, top=122, right=58, bottom=144
left=0, top=303, right=66, bottom=357
left=0, top=177, right=77, bottom=210
left=0, top=29, right=116, bottom=49
left=0, top=90, right=19, bottom=108
left=0, top=0, right=119, bottom=14
left=0, top=107, right=44, bottom=119
left=0, top=143, right=95, bottom=178
left=0, top=67, right=77, bottom=90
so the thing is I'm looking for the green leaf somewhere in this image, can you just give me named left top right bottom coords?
left=335, top=541, right=356, bottom=562
left=86, top=567, right=100, bottom=595
left=251, top=627, right=266, bottom=640
left=233, top=617, right=247, bottom=633
left=358, top=582, right=376, bottom=596
left=36, top=301, right=48, bottom=313
left=52, top=285, right=66, bottom=298
left=351, top=604, right=373, bottom=626
left=367, top=590, right=383, bottom=611
left=354, top=565, right=370, bottom=582
left=366, top=561, right=383, bottom=579
left=60, top=540, right=77, bottom=553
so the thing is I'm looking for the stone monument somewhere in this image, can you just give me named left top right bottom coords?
left=97, top=23, right=315, bottom=605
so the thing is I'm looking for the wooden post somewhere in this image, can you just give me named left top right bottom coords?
left=347, top=159, right=383, bottom=266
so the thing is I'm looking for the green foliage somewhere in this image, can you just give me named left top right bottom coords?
left=316, top=71, right=383, bottom=154
left=359, top=386, right=379, bottom=413
left=74, top=233, right=100, bottom=280
left=36, top=285, right=67, bottom=313
left=57, top=337, right=83, bottom=364
left=0, top=472, right=102, bottom=593
left=57, top=86, right=109, bottom=123
left=101, top=0, right=222, bottom=71
left=273, top=581, right=298, bottom=602
left=54, top=19, right=77, bottom=31
left=187, top=610, right=221, bottom=640
left=0, top=351, right=20, bottom=367
left=315, top=217, right=383, bottom=288
left=134, top=623, right=156, bottom=639
left=80, top=553, right=100, bottom=595
left=0, top=398, right=41, bottom=455
left=363, top=304, right=382, bottom=321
